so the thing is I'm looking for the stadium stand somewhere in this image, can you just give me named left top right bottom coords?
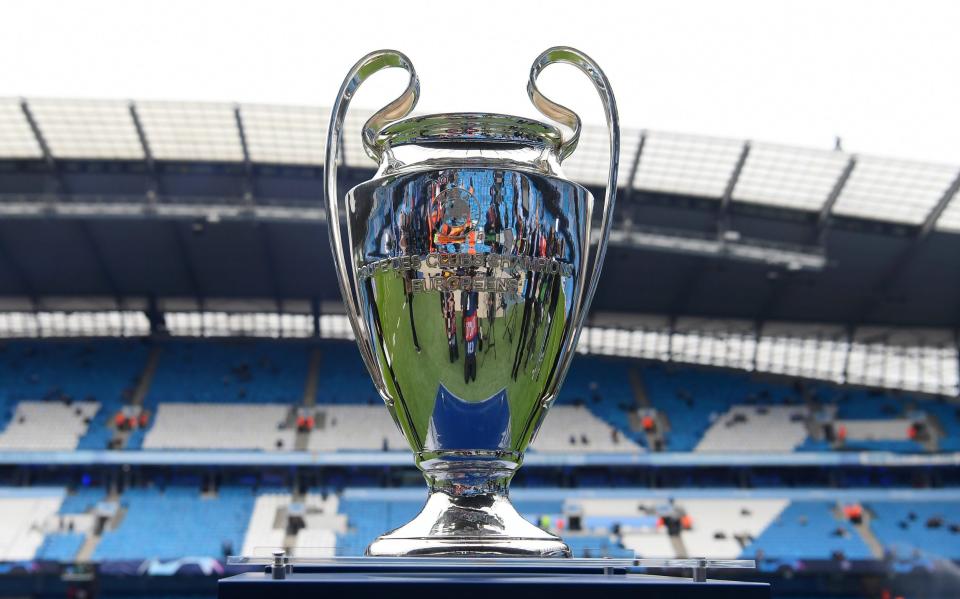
left=566, top=497, right=676, bottom=557
left=0, top=341, right=146, bottom=405
left=621, top=530, right=677, bottom=558
left=129, top=341, right=312, bottom=450
left=0, top=400, right=100, bottom=450
left=336, top=494, right=422, bottom=556
left=241, top=491, right=290, bottom=556
left=0, top=341, right=148, bottom=450
left=306, top=406, right=406, bottom=452
left=925, top=401, right=960, bottom=451
left=36, top=486, right=105, bottom=561
left=642, top=365, right=801, bottom=451
left=868, top=501, right=960, bottom=560
left=531, top=405, right=643, bottom=453
left=1, top=335, right=960, bottom=468
left=745, top=502, right=873, bottom=561
left=35, top=532, right=85, bottom=562
left=556, top=357, right=644, bottom=439
left=831, top=419, right=924, bottom=453
left=694, top=406, right=809, bottom=453
left=293, top=494, right=344, bottom=557
left=315, top=348, right=381, bottom=405
left=241, top=491, right=343, bottom=557
left=94, top=486, right=254, bottom=560
left=142, top=403, right=295, bottom=451
left=0, top=488, right=64, bottom=561
left=146, top=341, right=308, bottom=405
left=563, top=534, right=634, bottom=558
left=4, top=483, right=958, bottom=567
left=1, top=338, right=958, bottom=456
left=677, top=499, right=789, bottom=558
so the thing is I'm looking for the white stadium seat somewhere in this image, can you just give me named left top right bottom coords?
left=532, top=406, right=643, bottom=453
left=0, top=401, right=99, bottom=451
left=143, top=403, right=294, bottom=451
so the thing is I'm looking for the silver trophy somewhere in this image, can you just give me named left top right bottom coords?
left=325, top=47, right=619, bottom=557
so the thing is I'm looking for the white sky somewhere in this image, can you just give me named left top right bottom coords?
left=1, top=0, right=959, bottom=164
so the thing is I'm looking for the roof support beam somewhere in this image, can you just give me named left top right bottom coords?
left=666, top=315, right=677, bottom=362
left=841, top=325, right=855, bottom=384
left=852, top=167, right=960, bottom=324
left=312, top=297, right=321, bottom=338
left=20, top=99, right=65, bottom=197
left=129, top=102, right=160, bottom=204
left=718, top=141, right=751, bottom=233
left=754, top=156, right=856, bottom=323
left=750, top=320, right=762, bottom=373
left=667, top=142, right=753, bottom=315
left=816, top=156, right=856, bottom=241
left=620, top=130, right=647, bottom=204
left=234, top=105, right=256, bottom=205
left=919, top=167, right=960, bottom=238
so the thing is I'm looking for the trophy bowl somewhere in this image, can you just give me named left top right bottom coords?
left=325, top=47, right=619, bottom=557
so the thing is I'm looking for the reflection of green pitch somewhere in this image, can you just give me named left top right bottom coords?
left=370, top=269, right=569, bottom=451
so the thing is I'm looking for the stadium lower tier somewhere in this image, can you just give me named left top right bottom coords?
left=0, top=338, right=957, bottom=455
left=2, top=486, right=958, bottom=567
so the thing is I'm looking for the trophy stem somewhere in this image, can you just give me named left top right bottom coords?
left=365, top=459, right=571, bottom=557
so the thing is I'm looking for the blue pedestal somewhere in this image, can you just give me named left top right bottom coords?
left=220, top=568, right=770, bottom=599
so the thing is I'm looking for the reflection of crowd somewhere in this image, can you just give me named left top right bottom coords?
left=370, top=167, right=576, bottom=385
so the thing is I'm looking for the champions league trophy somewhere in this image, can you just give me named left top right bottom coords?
left=325, top=47, right=619, bottom=557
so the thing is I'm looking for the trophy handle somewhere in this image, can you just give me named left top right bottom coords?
left=325, top=50, right=420, bottom=381
left=527, top=46, right=620, bottom=349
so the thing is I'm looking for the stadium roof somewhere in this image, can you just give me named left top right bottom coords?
left=1, top=98, right=960, bottom=329
left=3, top=97, right=960, bottom=229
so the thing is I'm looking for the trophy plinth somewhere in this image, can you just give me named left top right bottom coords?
left=325, top=48, right=620, bottom=557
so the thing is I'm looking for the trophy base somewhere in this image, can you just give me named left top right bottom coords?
left=365, top=488, right=571, bottom=557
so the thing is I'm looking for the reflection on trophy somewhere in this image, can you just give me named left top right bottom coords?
left=325, top=47, right=619, bottom=556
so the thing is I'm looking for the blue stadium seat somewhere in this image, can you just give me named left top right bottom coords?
left=923, top=402, right=960, bottom=452
left=35, top=533, right=85, bottom=561
left=557, top=357, right=646, bottom=448
left=744, top=502, right=872, bottom=560
left=0, top=340, right=148, bottom=449
left=315, top=342, right=379, bottom=405
left=869, top=501, right=960, bottom=559
left=93, top=486, right=254, bottom=560
left=146, top=341, right=309, bottom=405
left=335, top=496, right=423, bottom=556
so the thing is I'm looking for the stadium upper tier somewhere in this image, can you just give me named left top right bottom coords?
left=1, top=98, right=960, bottom=231
left=3, top=485, right=958, bottom=567
left=1, top=338, right=958, bottom=456
left=4, top=99, right=960, bottom=332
